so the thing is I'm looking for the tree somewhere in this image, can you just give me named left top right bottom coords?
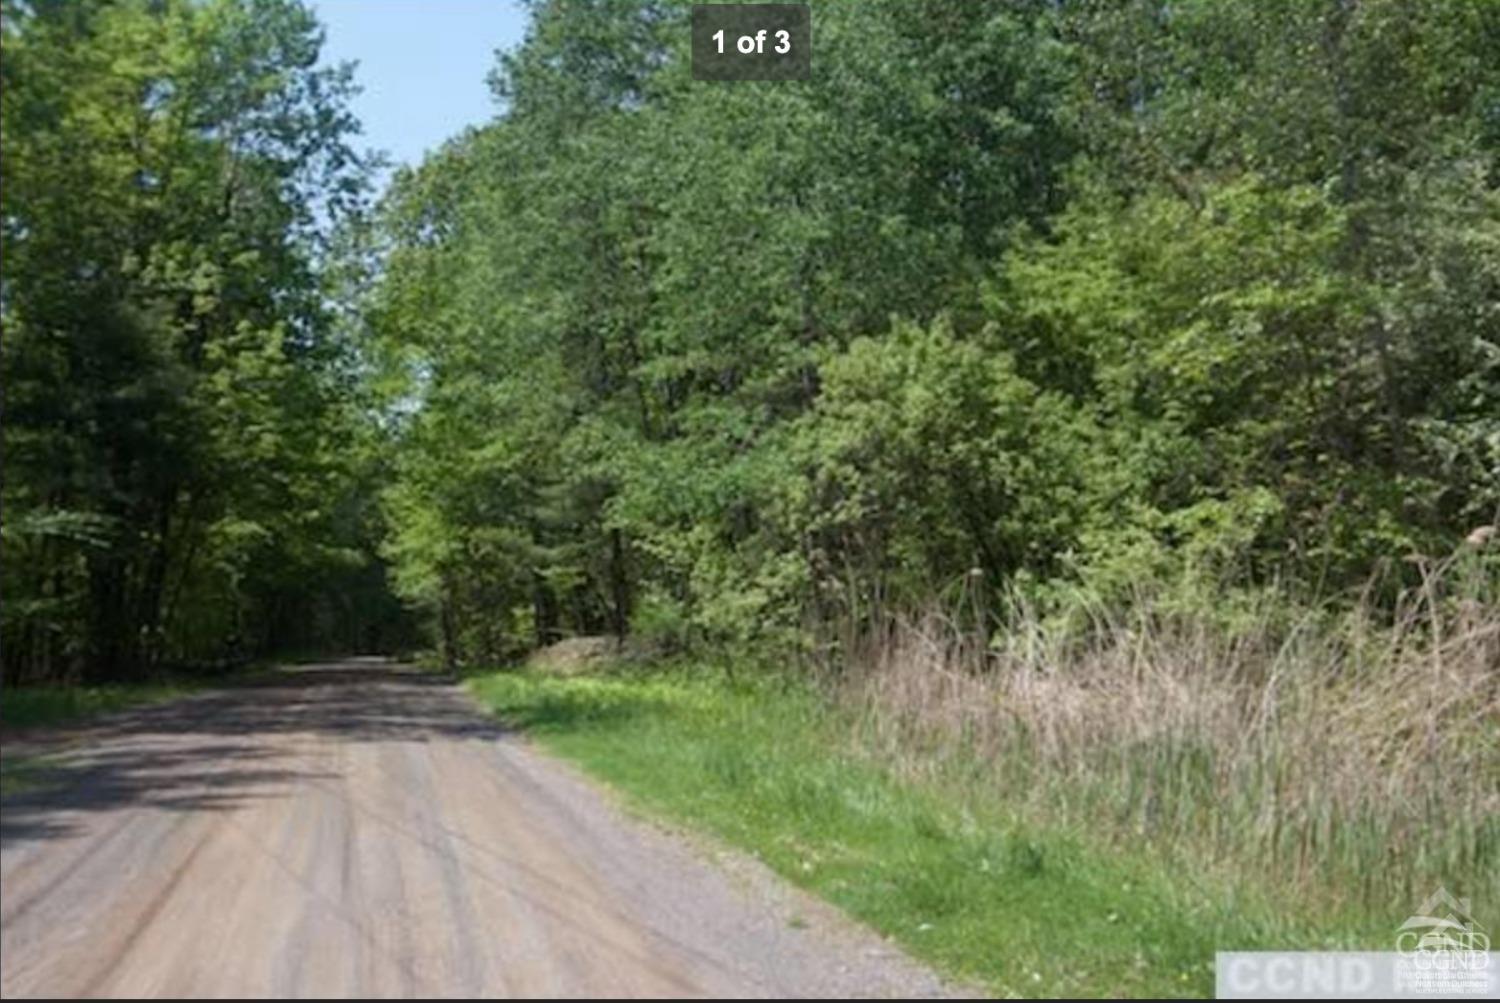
left=1, top=0, right=383, bottom=681
left=368, top=0, right=1498, bottom=660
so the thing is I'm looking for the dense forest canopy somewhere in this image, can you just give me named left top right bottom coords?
left=367, top=0, right=1500, bottom=666
left=2, top=0, right=1497, bottom=680
left=1, top=0, right=411, bottom=682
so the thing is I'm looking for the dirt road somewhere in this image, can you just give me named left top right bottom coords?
left=0, top=660, right=953, bottom=998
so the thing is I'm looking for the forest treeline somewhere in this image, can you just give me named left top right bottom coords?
left=367, top=0, right=1499, bottom=666
left=2, top=0, right=1498, bottom=682
left=1, top=0, right=412, bottom=682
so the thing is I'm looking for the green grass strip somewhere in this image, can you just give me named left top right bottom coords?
left=466, top=666, right=1367, bottom=998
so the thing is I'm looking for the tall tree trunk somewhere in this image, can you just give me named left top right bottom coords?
left=439, top=580, right=460, bottom=672
left=608, top=527, right=630, bottom=644
left=135, top=488, right=177, bottom=673
left=532, top=570, right=560, bottom=648
left=86, top=552, right=134, bottom=682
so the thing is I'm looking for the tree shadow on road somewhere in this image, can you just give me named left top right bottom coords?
left=0, top=660, right=505, bottom=847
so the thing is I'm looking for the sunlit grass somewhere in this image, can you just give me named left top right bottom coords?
left=468, top=666, right=1388, bottom=998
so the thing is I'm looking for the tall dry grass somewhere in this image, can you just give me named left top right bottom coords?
left=831, top=549, right=1499, bottom=915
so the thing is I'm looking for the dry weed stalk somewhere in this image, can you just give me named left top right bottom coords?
left=832, top=552, right=1499, bottom=906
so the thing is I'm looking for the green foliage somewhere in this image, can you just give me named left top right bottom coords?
left=14, top=0, right=1490, bottom=674
left=468, top=665, right=1386, bottom=998
left=1004, top=169, right=1499, bottom=586
left=371, top=0, right=1497, bottom=658
left=783, top=316, right=1097, bottom=632
left=3, top=678, right=202, bottom=731
left=0, top=0, right=411, bottom=682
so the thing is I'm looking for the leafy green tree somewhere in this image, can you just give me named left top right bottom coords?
left=1, top=0, right=385, bottom=681
left=367, top=0, right=1498, bottom=659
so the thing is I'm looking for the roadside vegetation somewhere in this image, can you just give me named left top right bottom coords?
left=0, top=660, right=283, bottom=732
left=1, top=680, right=201, bottom=732
left=467, top=538, right=1494, bottom=998
left=0, top=752, right=65, bottom=797
left=836, top=557, right=1499, bottom=921
left=470, top=655, right=1409, bottom=999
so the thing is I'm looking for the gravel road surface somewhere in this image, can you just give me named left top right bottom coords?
left=0, top=660, right=955, bottom=998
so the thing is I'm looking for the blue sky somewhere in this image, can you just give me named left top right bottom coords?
left=312, top=1, right=530, bottom=172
